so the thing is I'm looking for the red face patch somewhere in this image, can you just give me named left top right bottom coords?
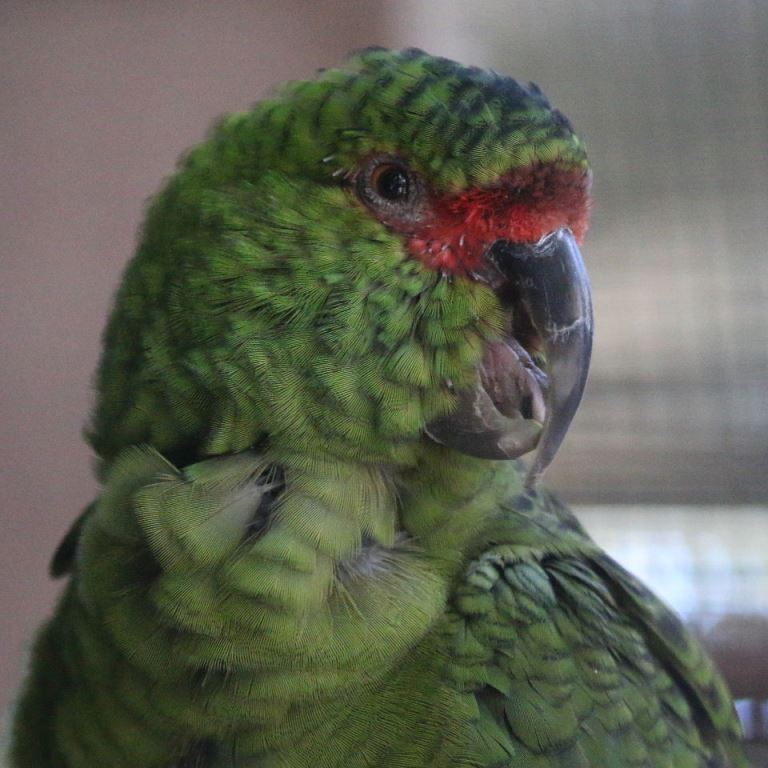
left=408, top=164, right=591, bottom=273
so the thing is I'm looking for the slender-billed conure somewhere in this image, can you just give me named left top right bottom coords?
left=10, top=47, right=746, bottom=768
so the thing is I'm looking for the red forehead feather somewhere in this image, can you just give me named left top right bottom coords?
left=409, top=164, right=591, bottom=273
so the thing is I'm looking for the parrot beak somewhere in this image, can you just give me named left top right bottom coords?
left=489, top=229, right=593, bottom=486
left=425, top=228, right=593, bottom=487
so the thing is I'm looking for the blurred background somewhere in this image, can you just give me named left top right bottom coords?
left=1, top=0, right=766, bottom=756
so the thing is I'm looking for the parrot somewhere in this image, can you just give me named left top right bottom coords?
left=9, top=47, right=746, bottom=768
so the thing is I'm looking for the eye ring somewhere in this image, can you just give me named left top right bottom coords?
left=356, top=155, right=427, bottom=222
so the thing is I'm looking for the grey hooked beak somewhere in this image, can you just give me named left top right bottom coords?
left=425, top=228, right=593, bottom=487
left=489, top=229, right=593, bottom=487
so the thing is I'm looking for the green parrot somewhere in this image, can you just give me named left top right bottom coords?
left=10, top=48, right=746, bottom=768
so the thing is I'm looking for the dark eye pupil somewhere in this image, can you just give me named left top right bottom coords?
left=376, top=168, right=409, bottom=200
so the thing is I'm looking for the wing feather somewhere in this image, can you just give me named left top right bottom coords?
left=447, top=491, right=747, bottom=768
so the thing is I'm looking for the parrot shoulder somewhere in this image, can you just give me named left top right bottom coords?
left=444, top=490, right=747, bottom=767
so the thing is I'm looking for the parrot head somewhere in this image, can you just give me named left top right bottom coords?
left=90, top=48, right=592, bottom=484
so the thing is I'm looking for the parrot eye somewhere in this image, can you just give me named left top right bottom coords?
left=371, top=164, right=410, bottom=201
left=355, top=156, right=427, bottom=223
